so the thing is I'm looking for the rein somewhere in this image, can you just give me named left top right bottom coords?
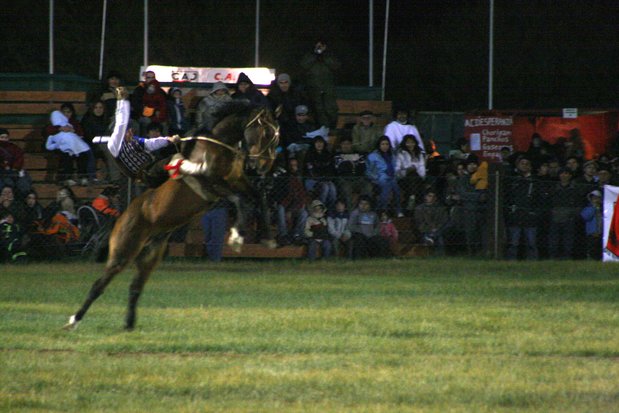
left=179, top=109, right=279, bottom=161
left=179, top=136, right=242, bottom=157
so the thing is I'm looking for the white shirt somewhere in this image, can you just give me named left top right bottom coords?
left=383, top=121, right=425, bottom=153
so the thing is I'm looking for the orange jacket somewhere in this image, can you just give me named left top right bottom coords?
left=43, top=213, right=80, bottom=243
left=92, top=196, right=121, bottom=217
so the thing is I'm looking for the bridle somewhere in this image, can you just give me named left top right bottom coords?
left=179, top=108, right=279, bottom=162
left=243, top=109, right=280, bottom=162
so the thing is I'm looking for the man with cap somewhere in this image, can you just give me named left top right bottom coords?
left=596, top=162, right=616, bottom=189
left=351, top=110, right=383, bottom=154
left=279, top=104, right=322, bottom=156
left=267, top=73, right=308, bottom=124
left=0, top=128, right=32, bottom=196
left=574, top=159, right=599, bottom=198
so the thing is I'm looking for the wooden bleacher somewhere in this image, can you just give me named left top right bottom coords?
left=1, top=89, right=431, bottom=259
left=336, top=99, right=392, bottom=129
left=0, top=90, right=102, bottom=204
left=0, top=91, right=88, bottom=121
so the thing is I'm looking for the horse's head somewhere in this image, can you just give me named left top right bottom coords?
left=243, top=107, right=280, bottom=175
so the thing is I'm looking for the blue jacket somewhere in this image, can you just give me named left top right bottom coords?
left=580, top=204, right=602, bottom=236
left=366, top=150, right=395, bottom=183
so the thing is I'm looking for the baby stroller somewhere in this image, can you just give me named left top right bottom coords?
left=77, top=205, right=114, bottom=261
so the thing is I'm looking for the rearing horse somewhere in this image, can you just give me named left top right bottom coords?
left=64, top=101, right=279, bottom=331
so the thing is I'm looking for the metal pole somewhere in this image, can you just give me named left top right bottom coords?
left=255, top=0, right=260, bottom=67
left=381, top=0, right=390, bottom=101
left=98, top=0, right=108, bottom=81
left=143, top=0, right=148, bottom=67
left=494, top=170, right=500, bottom=259
left=49, top=0, right=54, bottom=75
left=369, top=0, right=373, bottom=87
left=488, top=0, right=494, bottom=110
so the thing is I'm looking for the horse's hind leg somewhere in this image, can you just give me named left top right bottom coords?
left=63, top=258, right=130, bottom=330
left=64, top=210, right=147, bottom=330
left=125, top=235, right=170, bottom=330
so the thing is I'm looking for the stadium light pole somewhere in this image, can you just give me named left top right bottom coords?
left=369, top=0, right=373, bottom=87
left=255, top=0, right=260, bottom=66
left=98, top=0, right=108, bottom=81
left=143, top=0, right=148, bottom=68
left=49, top=0, right=54, bottom=76
left=488, top=0, right=494, bottom=110
left=381, top=0, right=390, bottom=101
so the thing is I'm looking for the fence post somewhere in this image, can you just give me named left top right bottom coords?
left=494, top=169, right=500, bottom=259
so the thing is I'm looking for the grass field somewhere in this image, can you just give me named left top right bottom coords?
left=1, top=258, right=618, bottom=412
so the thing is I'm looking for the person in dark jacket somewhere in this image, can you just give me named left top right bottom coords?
left=504, top=155, right=541, bottom=260
left=232, top=72, right=269, bottom=108
left=0, top=128, right=32, bottom=196
left=300, top=39, right=341, bottom=128
left=166, top=87, right=189, bottom=136
left=275, top=157, right=310, bottom=246
left=548, top=167, right=583, bottom=259
left=303, top=136, right=337, bottom=210
left=267, top=73, right=308, bottom=125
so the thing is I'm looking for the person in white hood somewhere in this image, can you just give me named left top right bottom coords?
left=383, top=109, right=425, bottom=153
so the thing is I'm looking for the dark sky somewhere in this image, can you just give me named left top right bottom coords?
left=2, top=0, right=618, bottom=111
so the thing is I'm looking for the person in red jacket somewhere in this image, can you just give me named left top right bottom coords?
left=0, top=128, right=32, bottom=196
left=131, top=71, right=168, bottom=136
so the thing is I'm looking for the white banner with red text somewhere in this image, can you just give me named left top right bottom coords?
left=139, top=65, right=276, bottom=85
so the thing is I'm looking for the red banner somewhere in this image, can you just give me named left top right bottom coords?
left=511, top=112, right=618, bottom=159
left=464, top=115, right=514, bottom=163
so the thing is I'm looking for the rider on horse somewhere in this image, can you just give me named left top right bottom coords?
left=99, top=87, right=207, bottom=184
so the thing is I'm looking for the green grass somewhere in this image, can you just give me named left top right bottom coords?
left=1, top=259, right=618, bottom=412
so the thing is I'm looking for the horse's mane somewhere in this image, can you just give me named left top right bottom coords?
left=211, top=100, right=253, bottom=127
left=182, top=100, right=255, bottom=157
left=189, top=100, right=253, bottom=138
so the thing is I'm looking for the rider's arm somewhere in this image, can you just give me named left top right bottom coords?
left=138, top=136, right=177, bottom=153
left=107, top=98, right=131, bottom=157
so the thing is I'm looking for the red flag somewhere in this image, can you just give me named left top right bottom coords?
left=606, top=197, right=619, bottom=256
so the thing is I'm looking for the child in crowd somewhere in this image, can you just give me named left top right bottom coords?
left=348, top=195, right=389, bottom=259
left=0, top=210, right=27, bottom=262
left=581, top=189, right=603, bottom=260
left=327, top=199, right=351, bottom=257
left=304, top=199, right=332, bottom=260
left=379, top=210, right=399, bottom=256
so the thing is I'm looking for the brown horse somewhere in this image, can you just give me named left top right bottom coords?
left=64, top=101, right=279, bottom=330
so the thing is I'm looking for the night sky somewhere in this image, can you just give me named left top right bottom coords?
left=2, top=0, right=618, bottom=111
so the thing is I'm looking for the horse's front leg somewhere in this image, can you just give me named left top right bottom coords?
left=226, top=193, right=245, bottom=253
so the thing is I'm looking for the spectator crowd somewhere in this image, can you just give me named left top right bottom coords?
left=1, top=40, right=617, bottom=262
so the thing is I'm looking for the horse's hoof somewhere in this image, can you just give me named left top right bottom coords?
left=62, top=315, right=79, bottom=331
left=228, top=228, right=244, bottom=253
left=230, top=236, right=244, bottom=253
